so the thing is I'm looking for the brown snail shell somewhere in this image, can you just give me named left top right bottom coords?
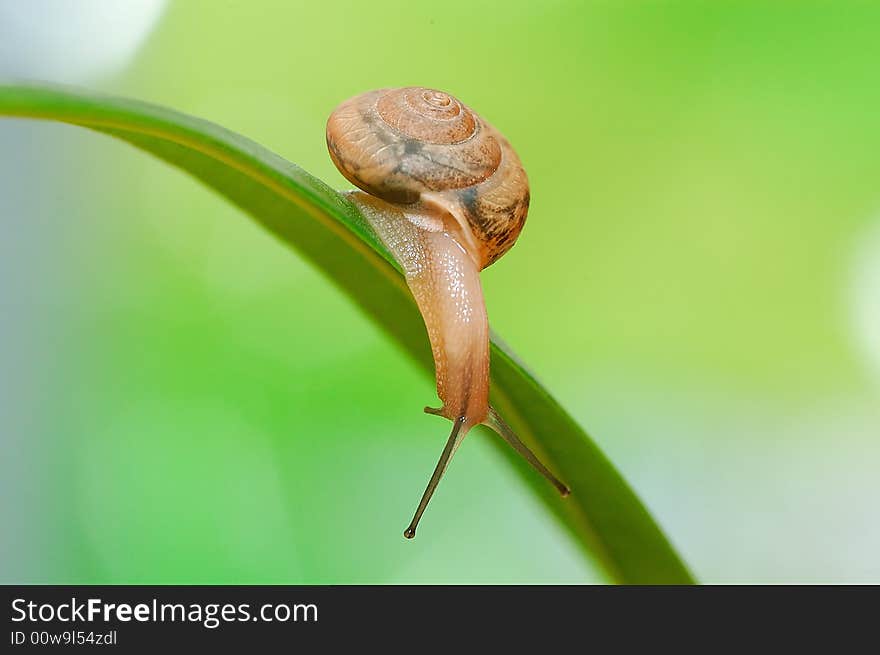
left=326, top=87, right=529, bottom=269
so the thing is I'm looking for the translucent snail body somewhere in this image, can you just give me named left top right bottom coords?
left=327, top=87, right=568, bottom=538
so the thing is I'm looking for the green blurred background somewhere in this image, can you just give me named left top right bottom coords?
left=2, top=1, right=879, bottom=583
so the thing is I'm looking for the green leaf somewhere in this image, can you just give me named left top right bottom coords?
left=0, top=83, right=694, bottom=583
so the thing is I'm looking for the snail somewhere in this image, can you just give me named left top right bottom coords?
left=326, top=87, right=569, bottom=538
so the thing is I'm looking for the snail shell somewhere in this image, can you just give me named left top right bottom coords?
left=326, top=87, right=529, bottom=269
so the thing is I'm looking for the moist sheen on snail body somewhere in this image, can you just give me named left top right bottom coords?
left=326, top=87, right=569, bottom=538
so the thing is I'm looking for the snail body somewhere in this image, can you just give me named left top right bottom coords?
left=327, top=87, right=568, bottom=538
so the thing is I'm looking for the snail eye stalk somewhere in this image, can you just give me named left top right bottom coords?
left=404, top=417, right=467, bottom=539
left=485, top=407, right=570, bottom=497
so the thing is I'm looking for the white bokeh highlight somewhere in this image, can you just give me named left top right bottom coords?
left=849, top=216, right=880, bottom=382
left=0, top=0, right=167, bottom=82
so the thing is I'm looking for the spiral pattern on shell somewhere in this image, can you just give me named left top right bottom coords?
left=326, top=87, right=529, bottom=268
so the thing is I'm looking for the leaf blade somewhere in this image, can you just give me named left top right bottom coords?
left=0, top=83, right=694, bottom=583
